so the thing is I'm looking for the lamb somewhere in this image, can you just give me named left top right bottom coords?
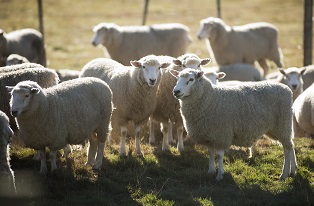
left=269, top=67, right=306, bottom=101
left=0, top=67, right=59, bottom=132
left=7, top=77, right=113, bottom=174
left=197, top=17, right=284, bottom=76
left=170, top=68, right=297, bottom=181
left=80, top=55, right=170, bottom=156
left=149, top=54, right=211, bottom=151
left=204, top=63, right=262, bottom=82
left=292, top=83, right=314, bottom=138
left=55, top=69, right=80, bottom=82
left=91, top=22, right=192, bottom=65
left=6, top=54, right=30, bottom=66
left=0, top=110, right=16, bottom=195
left=0, top=28, right=46, bottom=67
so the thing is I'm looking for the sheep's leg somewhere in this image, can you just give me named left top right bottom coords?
left=33, top=150, right=41, bottom=160
left=135, top=125, right=143, bottom=156
left=86, top=133, right=98, bottom=166
left=248, top=146, right=253, bottom=158
left=280, top=147, right=291, bottom=180
left=148, top=118, right=155, bottom=144
left=168, top=120, right=174, bottom=144
left=119, top=126, right=128, bottom=156
left=39, top=149, right=48, bottom=175
left=93, top=141, right=105, bottom=170
left=257, top=59, right=270, bottom=77
left=207, top=147, right=216, bottom=175
left=176, top=125, right=184, bottom=152
left=289, top=148, right=297, bottom=176
left=63, top=144, right=72, bottom=159
left=216, top=150, right=225, bottom=181
left=161, top=122, right=170, bottom=151
left=50, top=150, right=58, bottom=172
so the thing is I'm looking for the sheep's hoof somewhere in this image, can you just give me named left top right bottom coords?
left=207, top=169, right=216, bottom=175
left=39, top=169, right=48, bottom=176
left=177, top=146, right=184, bottom=152
left=215, top=174, right=224, bottom=182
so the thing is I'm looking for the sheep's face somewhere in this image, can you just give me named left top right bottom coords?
left=173, top=56, right=211, bottom=71
left=131, top=58, right=170, bottom=87
left=197, top=18, right=217, bottom=40
left=91, top=23, right=115, bottom=47
left=171, top=68, right=204, bottom=99
left=203, top=71, right=226, bottom=85
left=279, top=68, right=306, bottom=91
left=7, top=83, right=40, bottom=117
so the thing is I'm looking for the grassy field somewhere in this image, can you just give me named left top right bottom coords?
left=0, top=0, right=313, bottom=205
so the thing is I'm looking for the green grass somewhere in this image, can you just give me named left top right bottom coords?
left=1, top=0, right=313, bottom=205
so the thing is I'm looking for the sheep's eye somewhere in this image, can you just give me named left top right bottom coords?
left=186, top=78, right=194, bottom=85
left=182, top=65, right=186, bottom=68
left=25, top=94, right=29, bottom=98
left=143, top=66, right=146, bottom=69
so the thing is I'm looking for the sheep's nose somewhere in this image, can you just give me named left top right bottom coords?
left=11, top=110, right=18, bottom=117
left=292, top=84, right=297, bottom=90
left=173, top=90, right=180, bottom=96
left=149, top=79, right=156, bottom=85
left=91, top=41, right=97, bottom=46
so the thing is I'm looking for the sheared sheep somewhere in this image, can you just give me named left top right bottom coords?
left=170, top=68, right=297, bottom=181
left=6, top=54, right=30, bottom=66
left=149, top=54, right=212, bottom=151
left=269, top=67, right=306, bottom=101
left=197, top=17, right=284, bottom=76
left=7, top=77, right=113, bottom=174
left=91, top=22, right=192, bottom=65
left=80, top=55, right=170, bottom=156
left=205, top=63, right=262, bottom=82
left=293, top=83, right=314, bottom=138
left=0, top=28, right=46, bottom=66
left=0, top=110, right=16, bottom=195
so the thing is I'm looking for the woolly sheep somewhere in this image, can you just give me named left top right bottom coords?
left=0, top=67, right=59, bottom=132
left=6, top=54, right=30, bottom=66
left=0, top=28, right=46, bottom=66
left=170, top=68, right=297, bottom=181
left=7, top=77, right=113, bottom=174
left=269, top=67, right=306, bottom=101
left=205, top=63, right=262, bottom=82
left=55, top=69, right=80, bottom=82
left=91, top=22, right=192, bottom=65
left=292, top=83, right=314, bottom=138
left=149, top=54, right=212, bottom=151
left=0, top=62, right=44, bottom=73
left=80, top=55, right=170, bottom=156
left=197, top=17, right=284, bottom=76
left=0, top=110, right=16, bottom=195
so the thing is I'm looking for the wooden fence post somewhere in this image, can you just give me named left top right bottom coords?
left=217, top=0, right=221, bottom=18
left=142, top=0, right=149, bottom=25
left=303, top=0, right=313, bottom=66
left=37, top=0, right=44, bottom=42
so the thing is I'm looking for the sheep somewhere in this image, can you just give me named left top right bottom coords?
left=0, top=28, right=46, bottom=67
left=7, top=77, right=113, bottom=174
left=170, top=68, right=297, bottom=181
left=204, top=63, right=263, bottom=82
left=268, top=67, right=306, bottom=101
left=302, top=65, right=314, bottom=90
left=0, top=110, right=16, bottom=195
left=202, top=69, right=226, bottom=84
left=6, top=54, right=30, bottom=66
left=55, top=69, right=80, bottom=82
left=80, top=55, right=170, bottom=156
left=197, top=17, right=284, bottom=76
left=0, top=68, right=59, bottom=133
left=0, top=62, right=44, bottom=73
left=91, top=22, right=192, bottom=65
left=292, top=83, right=314, bottom=138
left=149, top=54, right=212, bottom=151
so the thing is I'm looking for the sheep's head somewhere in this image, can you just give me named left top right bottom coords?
left=170, top=68, right=204, bottom=99
left=279, top=67, right=306, bottom=91
left=173, top=53, right=211, bottom=70
left=6, top=81, right=41, bottom=117
left=91, top=23, right=117, bottom=47
left=197, top=17, right=224, bottom=40
left=131, top=55, right=170, bottom=87
left=202, top=69, right=226, bottom=85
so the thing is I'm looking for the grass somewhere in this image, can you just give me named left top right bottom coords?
left=0, top=0, right=313, bottom=205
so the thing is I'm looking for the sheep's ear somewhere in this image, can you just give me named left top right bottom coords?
left=169, top=69, right=180, bottom=78
left=0, top=29, right=3, bottom=35
left=160, top=62, right=171, bottom=68
left=200, top=58, right=211, bottom=66
left=130, top=61, right=142, bottom=68
left=6, top=86, right=14, bottom=93
left=279, top=68, right=286, bottom=75
left=196, top=70, right=204, bottom=79
left=31, top=88, right=40, bottom=94
left=217, top=72, right=226, bottom=80
left=300, top=67, right=307, bottom=75
left=173, top=59, right=182, bottom=66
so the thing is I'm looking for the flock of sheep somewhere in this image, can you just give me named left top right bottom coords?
left=0, top=16, right=314, bottom=195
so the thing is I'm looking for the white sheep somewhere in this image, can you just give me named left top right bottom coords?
left=292, top=83, right=314, bottom=138
left=0, top=28, right=46, bottom=66
left=269, top=67, right=306, bottom=101
left=7, top=77, right=113, bottom=174
left=302, top=65, right=314, bottom=90
left=197, top=17, right=284, bottom=76
left=149, top=54, right=212, bottom=151
left=170, top=68, right=297, bottom=181
left=6, top=54, right=30, bottom=66
left=91, top=22, right=192, bottom=65
left=80, top=55, right=170, bottom=156
left=0, top=110, right=16, bottom=195
left=205, top=63, right=262, bottom=82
